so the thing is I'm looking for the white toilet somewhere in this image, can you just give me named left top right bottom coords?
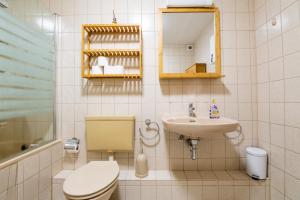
left=63, top=116, right=135, bottom=200
left=63, top=161, right=119, bottom=200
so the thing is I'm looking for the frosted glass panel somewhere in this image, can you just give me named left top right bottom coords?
left=0, top=6, right=56, bottom=162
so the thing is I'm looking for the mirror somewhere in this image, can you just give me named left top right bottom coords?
left=159, top=8, right=222, bottom=79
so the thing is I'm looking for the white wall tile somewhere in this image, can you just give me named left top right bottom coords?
left=268, top=36, right=283, bottom=60
left=23, top=155, right=39, bottom=180
left=222, top=13, right=236, bottom=30
left=269, top=58, right=284, bottom=81
left=0, top=167, right=9, bottom=194
left=270, top=145, right=285, bottom=170
left=236, top=13, right=250, bottom=30
left=23, top=174, right=38, bottom=200
left=141, top=186, right=156, bottom=200
left=270, top=103, right=284, bottom=124
left=285, top=126, right=300, bottom=154
left=236, top=0, right=249, bottom=12
left=281, top=1, right=300, bottom=32
left=285, top=173, right=300, bottom=200
left=126, top=185, right=140, bottom=200
left=283, top=27, right=300, bottom=55
left=285, top=77, right=300, bottom=102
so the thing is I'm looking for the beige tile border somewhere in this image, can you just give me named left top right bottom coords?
left=0, top=140, right=62, bottom=170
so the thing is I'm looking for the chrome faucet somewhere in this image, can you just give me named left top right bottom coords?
left=188, top=103, right=196, bottom=117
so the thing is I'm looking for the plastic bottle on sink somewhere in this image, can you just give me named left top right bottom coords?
left=209, top=99, right=220, bottom=119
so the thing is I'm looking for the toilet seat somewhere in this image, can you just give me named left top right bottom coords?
left=63, top=161, right=119, bottom=200
left=65, top=178, right=118, bottom=200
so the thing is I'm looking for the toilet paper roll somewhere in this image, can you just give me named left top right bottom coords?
left=64, top=143, right=80, bottom=154
left=97, top=56, right=109, bottom=66
left=91, top=65, right=103, bottom=74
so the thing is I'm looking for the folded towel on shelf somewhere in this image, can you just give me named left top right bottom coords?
left=166, top=0, right=213, bottom=7
left=104, top=65, right=125, bottom=74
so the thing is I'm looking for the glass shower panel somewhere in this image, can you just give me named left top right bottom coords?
left=0, top=7, right=56, bottom=162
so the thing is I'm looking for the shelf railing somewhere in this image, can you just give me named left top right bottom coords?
left=83, top=24, right=140, bottom=33
left=83, top=49, right=140, bottom=57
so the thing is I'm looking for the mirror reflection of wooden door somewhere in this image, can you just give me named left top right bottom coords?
left=159, top=7, right=223, bottom=79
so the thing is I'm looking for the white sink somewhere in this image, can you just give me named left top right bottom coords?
left=162, top=115, right=239, bottom=138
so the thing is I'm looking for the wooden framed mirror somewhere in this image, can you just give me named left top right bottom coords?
left=159, top=7, right=223, bottom=79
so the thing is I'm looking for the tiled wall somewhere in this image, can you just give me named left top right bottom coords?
left=53, top=0, right=257, bottom=171
left=254, top=0, right=300, bottom=200
left=7, top=0, right=57, bottom=37
left=0, top=142, right=63, bottom=200
left=163, top=44, right=194, bottom=73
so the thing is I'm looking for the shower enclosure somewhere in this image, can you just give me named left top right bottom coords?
left=0, top=0, right=57, bottom=162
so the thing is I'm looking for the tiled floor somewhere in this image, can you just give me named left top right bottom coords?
left=53, top=170, right=269, bottom=200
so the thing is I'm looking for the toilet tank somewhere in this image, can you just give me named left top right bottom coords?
left=85, top=116, right=135, bottom=152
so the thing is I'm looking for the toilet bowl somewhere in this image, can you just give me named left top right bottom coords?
left=63, top=161, right=119, bottom=200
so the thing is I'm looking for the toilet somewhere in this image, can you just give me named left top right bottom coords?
left=63, top=161, right=119, bottom=200
left=63, top=116, right=135, bottom=200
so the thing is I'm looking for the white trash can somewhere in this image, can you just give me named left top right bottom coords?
left=246, top=147, right=267, bottom=180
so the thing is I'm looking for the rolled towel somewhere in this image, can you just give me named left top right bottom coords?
left=91, top=65, right=103, bottom=74
left=97, top=56, right=109, bottom=66
left=166, top=0, right=213, bottom=7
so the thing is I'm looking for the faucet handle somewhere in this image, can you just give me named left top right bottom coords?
left=189, top=103, right=195, bottom=109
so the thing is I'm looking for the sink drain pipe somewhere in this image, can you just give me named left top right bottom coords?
left=187, top=139, right=199, bottom=160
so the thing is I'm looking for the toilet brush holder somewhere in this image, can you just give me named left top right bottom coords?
left=135, top=152, right=148, bottom=178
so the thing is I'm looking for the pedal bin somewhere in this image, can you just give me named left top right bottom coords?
left=246, top=147, right=267, bottom=180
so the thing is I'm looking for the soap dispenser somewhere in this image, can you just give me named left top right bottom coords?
left=209, top=99, right=220, bottom=119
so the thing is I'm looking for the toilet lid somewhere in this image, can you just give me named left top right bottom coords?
left=63, top=161, right=119, bottom=197
left=246, top=147, right=267, bottom=157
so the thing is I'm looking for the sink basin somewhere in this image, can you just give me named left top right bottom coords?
left=162, top=115, right=239, bottom=138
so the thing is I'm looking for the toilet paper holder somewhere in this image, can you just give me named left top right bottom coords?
left=64, top=137, right=80, bottom=153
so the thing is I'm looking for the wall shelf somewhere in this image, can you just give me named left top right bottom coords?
left=81, top=24, right=142, bottom=79
left=159, top=72, right=225, bottom=79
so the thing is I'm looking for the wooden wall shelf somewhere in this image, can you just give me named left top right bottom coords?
left=81, top=24, right=142, bottom=79
left=159, top=72, right=225, bottom=79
